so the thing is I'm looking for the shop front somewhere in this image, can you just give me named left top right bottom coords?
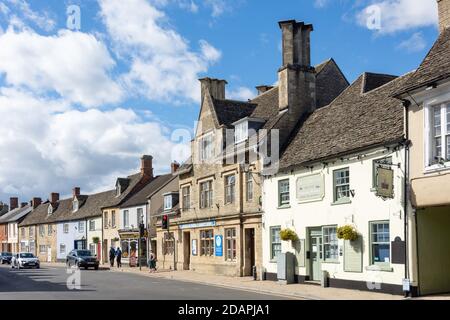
left=119, top=230, right=147, bottom=266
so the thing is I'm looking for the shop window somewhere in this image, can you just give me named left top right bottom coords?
left=200, top=229, right=214, bottom=256
left=225, top=228, right=236, bottom=261
left=370, top=221, right=390, bottom=267
left=322, top=226, right=338, bottom=262
left=163, top=233, right=175, bottom=255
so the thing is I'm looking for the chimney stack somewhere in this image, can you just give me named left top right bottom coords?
left=141, top=155, right=154, bottom=178
left=199, top=78, right=227, bottom=104
left=50, top=192, right=60, bottom=204
left=171, top=161, right=180, bottom=174
left=20, top=202, right=28, bottom=208
left=278, top=20, right=316, bottom=120
left=31, top=197, right=42, bottom=209
left=9, top=197, right=18, bottom=211
left=438, top=0, right=450, bottom=33
left=256, top=85, right=274, bottom=95
left=72, top=187, right=80, bottom=199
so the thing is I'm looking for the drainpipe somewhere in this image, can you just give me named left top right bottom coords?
left=402, top=99, right=411, bottom=297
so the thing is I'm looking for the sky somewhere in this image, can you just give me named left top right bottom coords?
left=0, top=0, right=441, bottom=203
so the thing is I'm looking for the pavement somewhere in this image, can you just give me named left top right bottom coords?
left=0, top=264, right=287, bottom=300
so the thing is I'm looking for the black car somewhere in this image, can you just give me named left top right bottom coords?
left=0, top=252, right=12, bottom=264
left=66, top=249, right=99, bottom=270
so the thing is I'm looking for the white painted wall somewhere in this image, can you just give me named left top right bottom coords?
left=7, top=222, right=18, bottom=251
left=87, top=216, right=102, bottom=256
left=56, top=220, right=87, bottom=260
left=262, top=147, right=406, bottom=287
left=119, top=205, right=147, bottom=230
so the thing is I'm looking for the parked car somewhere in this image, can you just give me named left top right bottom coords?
left=11, top=252, right=40, bottom=269
left=0, top=252, right=12, bottom=264
left=66, top=249, right=99, bottom=270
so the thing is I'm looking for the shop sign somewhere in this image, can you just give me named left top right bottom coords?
left=296, top=174, right=324, bottom=202
left=376, top=167, right=394, bottom=198
left=215, top=235, right=223, bottom=257
left=179, top=220, right=216, bottom=230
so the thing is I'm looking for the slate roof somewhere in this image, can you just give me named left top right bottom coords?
left=212, top=99, right=257, bottom=128
left=396, top=28, right=450, bottom=96
left=120, top=174, right=175, bottom=208
left=69, top=190, right=116, bottom=221
left=102, top=172, right=143, bottom=208
left=0, top=205, right=32, bottom=223
left=278, top=71, right=413, bottom=171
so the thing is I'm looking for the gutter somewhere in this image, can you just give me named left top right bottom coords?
left=402, top=99, right=411, bottom=297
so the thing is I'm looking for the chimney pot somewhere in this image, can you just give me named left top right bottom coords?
left=171, top=161, right=180, bottom=174
left=31, top=197, right=42, bottom=209
left=256, top=85, right=274, bottom=95
left=50, top=192, right=60, bottom=204
left=199, top=78, right=227, bottom=104
left=9, top=197, right=18, bottom=211
left=141, top=155, right=154, bottom=178
left=438, top=0, right=450, bottom=32
left=72, top=187, right=80, bottom=198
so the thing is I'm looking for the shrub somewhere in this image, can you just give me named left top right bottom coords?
left=280, top=228, right=299, bottom=242
left=337, top=225, right=358, bottom=241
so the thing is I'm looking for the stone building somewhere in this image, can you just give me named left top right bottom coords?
left=157, top=19, right=348, bottom=277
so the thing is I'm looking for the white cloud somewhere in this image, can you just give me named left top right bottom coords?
left=314, top=0, right=330, bottom=8
left=98, top=0, right=221, bottom=104
left=357, top=0, right=438, bottom=34
left=0, top=28, right=123, bottom=107
left=0, top=88, right=185, bottom=201
left=204, top=0, right=229, bottom=17
left=397, top=32, right=427, bottom=53
left=4, top=0, right=56, bottom=31
left=227, top=87, right=255, bottom=101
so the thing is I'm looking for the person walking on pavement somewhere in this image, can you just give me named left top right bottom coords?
left=109, top=246, right=116, bottom=268
left=148, top=251, right=156, bottom=273
left=116, top=247, right=122, bottom=268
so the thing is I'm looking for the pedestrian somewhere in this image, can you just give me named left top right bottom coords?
left=109, top=246, right=116, bottom=268
left=116, top=247, right=122, bottom=268
left=148, top=251, right=156, bottom=273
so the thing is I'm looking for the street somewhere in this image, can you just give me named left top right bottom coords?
left=0, top=265, right=287, bottom=300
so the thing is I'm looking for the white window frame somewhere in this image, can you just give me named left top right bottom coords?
left=224, top=174, right=236, bottom=204
left=424, top=96, right=450, bottom=171
left=234, top=121, right=248, bottom=144
left=123, top=210, right=130, bottom=229
left=137, top=208, right=144, bottom=225
left=278, top=179, right=290, bottom=207
left=182, top=186, right=191, bottom=210
left=164, top=195, right=173, bottom=211
left=89, top=220, right=95, bottom=231
left=246, top=172, right=253, bottom=201
left=72, top=199, right=79, bottom=212
left=270, top=226, right=281, bottom=261
left=63, top=224, right=69, bottom=234
left=60, top=244, right=66, bottom=255
left=322, top=226, right=339, bottom=262
left=78, top=221, right=84, bottom=233
left=200, top=180, right=213, bottom=209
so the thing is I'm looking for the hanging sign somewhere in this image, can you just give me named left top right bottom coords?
left=296, top=174, right=324, bottom=202
left=376, top=167, right=394, bottom=198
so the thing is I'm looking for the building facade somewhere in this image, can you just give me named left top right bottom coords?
left=395, top=1, right=450, bottom=295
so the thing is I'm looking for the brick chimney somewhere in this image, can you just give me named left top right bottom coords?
left=199, top=77, right=227, bottom=104
left=171, top=161, right=180, bottom=174
left=20, top=202, right=28, bottom=208
left=278, top=20, right=316, bottom=121
left=256, top=85, right=274, bottom=95
left=50, top=192, right=59, bottom=204
left=438, top=0, right=450, bottom=32
left=141, top=155, right=154, bottom=178
left=72, top=187, right=80, bottom=199
left=31, top=197, right=42, bottom=209
left=9, top=197, right=18, bottom=211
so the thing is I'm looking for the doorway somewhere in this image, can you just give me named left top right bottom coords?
left=183, top=232, right=191, bottom=270
left=47, top=246, right=52, bottom=262
left=244, top=228, right=255, bottom=276
left=103, top=239, right=108, bottom=264
left=309, top=228, right=323, bottom=282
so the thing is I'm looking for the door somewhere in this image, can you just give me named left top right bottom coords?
left=47, top=246, right=52, bottom=262
left=183, top=232, right=190, bottom=270
left=309, top=229, right=323, bottom=281
left=103, top=239, right=108, bottom=264
left=244, top=228, right=255, bottom=276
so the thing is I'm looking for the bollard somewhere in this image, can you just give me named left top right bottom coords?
left=252, top=265, right=257, bottom=280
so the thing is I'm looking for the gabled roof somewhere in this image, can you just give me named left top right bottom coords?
left=0, top=205, right=32, bottom=223
left=120, top=174, right=175, bottom=208
left=212, top=99, right=257, bottom=128
left=19, top=199, right=69, bottom=227
left=68, top=190, right=116, bottom=221
left=395, top=28, right=450, bottom=96
left=103, top=172, right=143, bottom=208
left=278, top=71, right=413, bottom=171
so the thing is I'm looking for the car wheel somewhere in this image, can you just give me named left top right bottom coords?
left=36, top=265, right=40, bottom=269
left=94, top=266, right=99, bottom=270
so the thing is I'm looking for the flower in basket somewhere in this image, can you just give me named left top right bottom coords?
left=337, top=225, right=359, bottom=241
left=279, top=228, right=299, bottom=242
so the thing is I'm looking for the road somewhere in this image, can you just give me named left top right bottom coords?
left=0, top=265, right=287, bottom=300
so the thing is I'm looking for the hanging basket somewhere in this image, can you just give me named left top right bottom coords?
left=279, top=228, right=299, bottom=242
left=337, top=225, right=359, bottom=241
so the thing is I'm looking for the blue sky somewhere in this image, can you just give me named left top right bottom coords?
left=0, top=0, right=440, bottom=202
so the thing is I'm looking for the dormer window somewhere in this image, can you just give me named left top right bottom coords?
left=163, top=192, right=179, bottom=211
left=48, top=205, right=53, bottom=216
left=72, top=199, right=79, bottom=212
left=116, top=184, right=121, bottom=197
left=235, top=121, right=248, bottom=144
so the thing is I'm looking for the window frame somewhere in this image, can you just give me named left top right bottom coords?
left=60, top=244, right=66, bottom=255
left=278, top=179, right=290, bottom=207
left=123, top=210, right=130, bottom=228
left=333, top=167, right=350, bottom=203
left=199, top=132, right=214, bottom=162
left=225, top=228, right=237, bottom=262
left=200, top=180, right=213, bottom=209
left=200, top=229, right=214, bottom=256
left=89, top=220, right=95, bottom=231
left=246, top=172, right=253, bottom=201
left=63, top=224, right=69, bottom=234
left=425, top=101, right=450, bottom=170
left=224, top=174, right=236, bottom=205
left=104, top=212, right=108, bottom=229
left=78, top=221, right=84, bottom=234
left=322, top=225, right=339, bottom=263
left=111, top=211, right=116, bottom=228
left=270, top=226, right=281, bottom=261
left=47, top=225, right=52, bottom=236
left=369, top=221, right=391, bottom=268
left=234, top=121, right=248, bottom=144
left=164, top=195, right=173, bottom=211
left=39, top=225, right=45, bottom=237
left=182, top=186, right=191, bottom=210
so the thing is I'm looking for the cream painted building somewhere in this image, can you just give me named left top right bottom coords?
left=395, top=1, right=450, bottom=295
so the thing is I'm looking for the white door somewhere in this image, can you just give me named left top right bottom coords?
left=47, top=246, right=52, bottom=262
